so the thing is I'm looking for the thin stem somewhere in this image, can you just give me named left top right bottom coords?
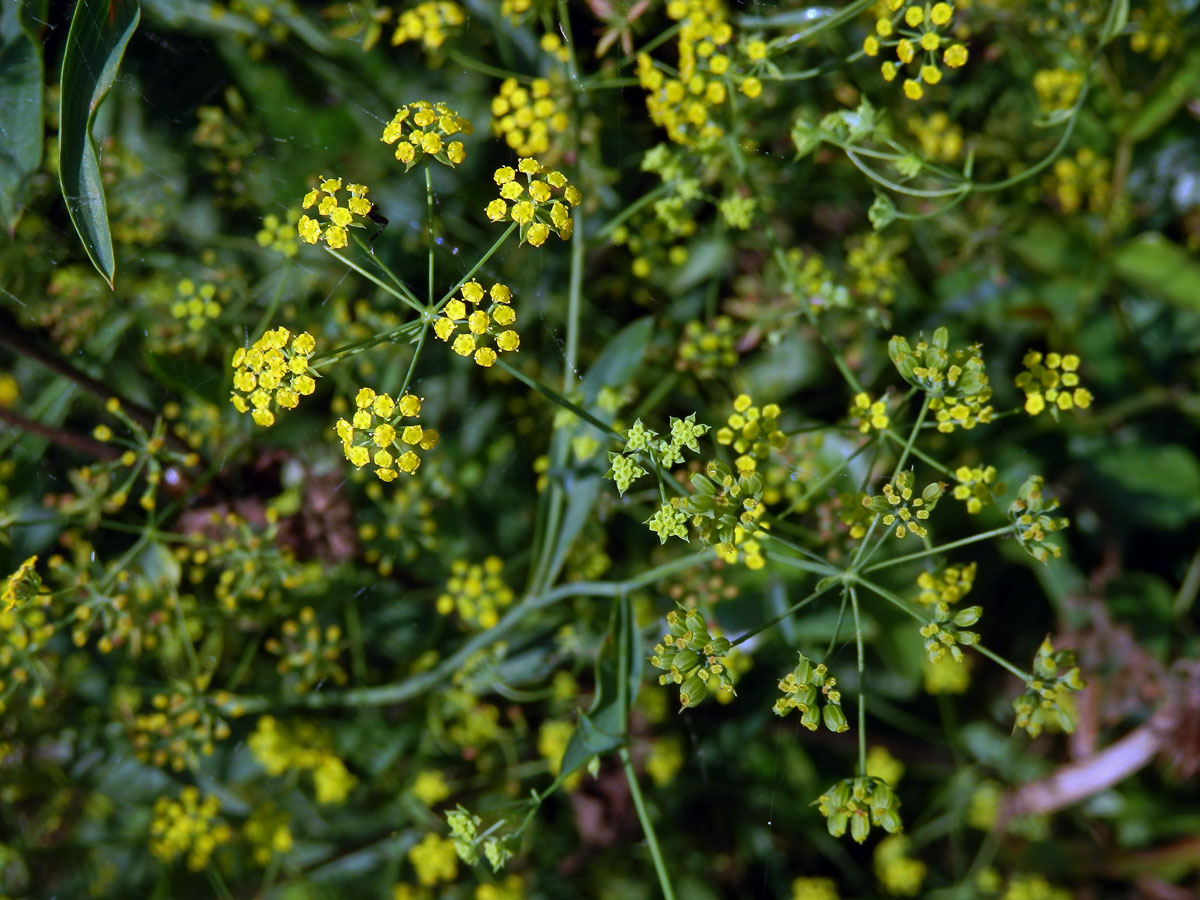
left=973, top=643, right=1031, bottom=682
left=433, top=223, right=518, bottom=313
left=863, top=526, right=1015, bottom=573
left=620, top=746, right=678, bottom=900
left=425, top=162, right=436, bottom=307
left=564, top=208, right=584, bottom=391
left=497, top=359, right=620, bottom=438
left=594, top=183, right=671, bottom=240
left=730, top=580, right=836, bottom=648
left=0, top=407, right=120, bottom=461
left=399, top=324, right=429, bottom=397
left=311, top=320, right=423, bottom=369
left=325, top=245, right=424, bottom=314
left=849, top=585, right=867, bottom=777
left=556, top=0, right=582, bottom=87
left=777, top=438, right=875, bottom=519
left=880, top=428, right=953, bottom=476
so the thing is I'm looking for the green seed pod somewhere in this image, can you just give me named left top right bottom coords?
left=792, top=654, right=813, bottom=685
left=850, top=810, right=871, bottom=843
left=801, top=704, right=821, bottom=731
left=679, top=673, right=707, bottom=708
left=671, top=649, right=699, bottom=673
left=823, top=703, right=849, bottom=733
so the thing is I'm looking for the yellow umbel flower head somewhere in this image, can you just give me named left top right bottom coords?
left=1015, top=351, right=1093, bottom=417
left=297, top=176, right=373, bottom=249
left=391, top=1, right=464, bottom=51
left=148, top=787, right=233, bottom=871
left=491, top=77, right=570, bottom=158
left=230, top=327, right=318, bottom=427
left=382, top=101, right=472, bottom=170
left=433, top=280, right=519, bottom=368
left=3, top=556, right=45, bottom=611
left=863, top=1, right=968, bottom=100
left=334, top=389, right=438, bottom=482
left=486, top=158, right=581, bottom=247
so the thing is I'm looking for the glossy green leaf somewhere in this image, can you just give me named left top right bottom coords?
left=1098, top=0, right=1129, bottom=47
left=1111, top=233, right=1200, bottom=310
left=58, top=0, right=141, bottom=288
left=0, top=1, right=45, bottom=234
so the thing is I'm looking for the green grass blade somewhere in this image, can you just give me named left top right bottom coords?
left=0, top=2, right=45, bottom=235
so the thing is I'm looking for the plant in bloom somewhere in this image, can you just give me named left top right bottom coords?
left=436, top=557, right=515, bottom=629
left=485, top=158, right=581, bottom=247
left=433, top=280, right=520, bottom=367
left=862, top=1, right=969, bottom=100
left=248, top=715, right=358, bottom=804
left=3, top=556, right=44, bottom=611
left=265, top=605, right=349, bottom=694
left=1012, top=637, right=1084, bottom=737
left=148, top=787, right=233, bottom=870
left=490, top=77, right=570, bottom=158
left=848, top=391, right=889, bottom=434
left=953, top=464, right=1003, bottom=513
left=773, top=652, right=849, bottom=732
left=408, top=832, right=458, bottom=886
left=1008, top=475, right=1069, bottom=563
left=391, top=1, right=464, bottom=51
left=862, top=470, right=945, bottom=539
left=230, top=327, right=318, bottom=427
left=817, top=775, right=902, bottom=843
left=335, top=389, right=439, bottom=481
left=297, top=176, right=373, bottom=249
left=1033, top=68, right=1085, bottom=114
left=651, top=607, right=735, bottom=708
left=888, top=326, right=993, bottom=431
left=1015, top=350, right=1093, bottom=416
left=381, top=101, right=471, bottom=170
left=1044, top=148, right=1110, bottom=214
left=714, top=393, right=785, bottom=476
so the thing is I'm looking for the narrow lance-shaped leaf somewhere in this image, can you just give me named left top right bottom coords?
left=58, top=0, right=141, bottom=288
left=0, top=1, right=46, bottom=235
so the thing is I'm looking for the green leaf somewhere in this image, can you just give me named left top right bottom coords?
left=1092, top=444, right=1200, bottom=531
left=1126, top=47, right=1200, bottom=143
left=554, top=595, right=641, bottom=788
left=1111, top=233, right=1200, bottom=311
left=1098, top=0, right=1129, bottom=47
left=58, top=0, right=141, bottom=288
left=580, top=317, right=653, bottom=406
left=0, top=1, right=45, bottom=234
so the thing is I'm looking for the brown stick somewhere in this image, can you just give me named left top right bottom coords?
left=0, top=407, right=121, bottom=462
left=998, top=703, right=1178, bottom=823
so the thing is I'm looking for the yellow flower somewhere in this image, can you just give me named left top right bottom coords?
left=408, top=833, right=457, bottom=886
left=298, top=177, right=373, bottom=248
left=382, top=101, right=472, bottom=170
left=335, top=391, right=437, bottom=481
left=230, top=327, right=319, bottom=427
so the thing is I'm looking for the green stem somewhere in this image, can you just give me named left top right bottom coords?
left=446, top=48, right=527, bottom=81
left=497, top=359, right=620, bottom=438
left=730, top=580, right=836, bottom=648
left=433, top=223, right=518, bottom=313
left=556, top=0, right=582, bottom=87
left=777, top=438, right=875, bottom=519
left=880, top=428, right=953, bottom=476
left=973, top=643, right=1031, bottom=682
left=325, top=244, right=424, bottom=314
left=564, top=208, right=584, bottom=391
left=619, top=746, right=678, bottom=900
left=594, top=183, right=671, bottom=240
left=399, top=324, right=429, bottom=397
left=849, top=585, right=867, bottom=777
left=425, top=162, right=436, bottom=307
left=863, top=526, right=1015, bottom=574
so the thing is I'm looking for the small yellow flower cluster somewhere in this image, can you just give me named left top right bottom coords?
left=863, top=1, right=969, bottom=100
left=255, top=212, right=298, bottom=257
left=391, top=1, right=464, bottom=50
left=676, top=314, right=737, bottom=376
left=923, top=653, right=970, bottom=694
left=409, top=832, right=458, bottom=886
left=846, top=232, right=903, bottom=307
left=491, top=77, right=569, bottom=158
left=298, top=176, right=373, bottom=249
left=791, top=877, right=840, bottom=900
left=335, top=389, right=438, bottom=481
left=907, top=112, right=963, bottom=161
left=915, top=562, right=976, bottom=609
left=170, top=278, right=221, bottom=332
left=862, top=471, right=944, bottom=539
left=3, top=556, right=43, bottom=611
left=1015, top=351, right=1093, bottom=416
left=129, top=688, right=232, bottom=772
left=265, top=606, right=348, bottom=694
left=411, top=770, right=451, bottom=806
left=953, top=464, right=1002, bottom=513
left=434, top=280, right=520, bottom=367
left=874, top=834, right=927, bottom=896
left=381, top=101, right=471, bottom=169
left=249, top=715, right=358, bottom=804
left=1033, top=68, right=1084, bottom=114
left=485, top=158, right=581, bottom=247
left=244, top=804, right=293, bottom=866
left=636, top=0, right=735, bottom=145
left=230, top=327, right=317, bottom=427
left=1001, top=873, right=1072, bottom=900
left=477, top=875, right=525, bottom=900
left=148, top=787, right=233, bottom=871
left=1129, top=0, right=1179, bottom=60
left=1045, top=148, right=1110, bottom=214
left=615, top=216, right=694, bottom=281
left=540, top=31, right=570, bottom=63
left=538, top=719, right=582, bottom=789
left=849, top=392, right=889, bottom=433
left=715, top=393, right=785, bottom=476
left=435, top=557, right=515, bottom=629
left=501, top=0, right=532, bottom=24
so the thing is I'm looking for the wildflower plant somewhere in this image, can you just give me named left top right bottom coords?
left=5, top=1, right=1197, bottom=898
